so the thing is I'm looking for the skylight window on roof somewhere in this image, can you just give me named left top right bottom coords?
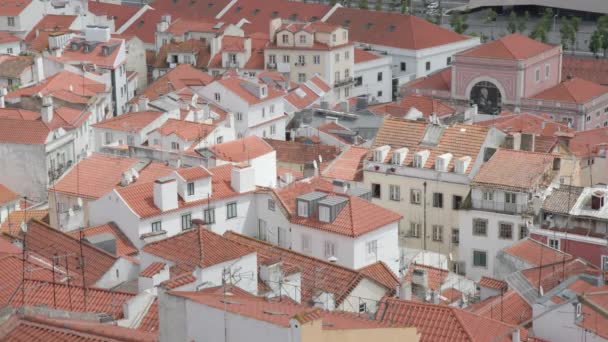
left=271, top=11, right=278, bottom=18
left=366, top=22, right=373, bottom=30
left=235, top=6, right=241, bottom=12
left=289, top=14, right=297, bottom=21
left=388, top=25, right=396, bottom=32
left=253, top=9, right=260, bottom=15
left=208, top=2, right=214, bottom=7
left=421, top=125, right=444, bottom=146
left=310, top=16, right=318, bottom=22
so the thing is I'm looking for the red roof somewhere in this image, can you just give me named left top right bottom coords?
left=0, top=0, right=32, bottom=16
left=24, top=15, right=77, bottom=42
left=138, top=64, right=214, bottom=101
left=521, top=258, right=593, bottom=295
left=569, top=127, right=608, bottom=157
left=49, top=37, right=124, bottom=68
left=284, top=84, right=321, bottom=110
left=531, top=77, right=608, bottom=103
left=22, top=220, right=119, bottom=286
left=0, top=32, right=21, bottom=44
left=273, top=177, right=401, bottom=237
left=354, top=48, right=382, bottom=63
left=149, top=0, right=230, bottom=19
left=503, top=238, right=572, bottom=267
left=404, top=264, right=449, bottom=291
left=1, top=210, right=48, bottom=237
left=216, top=77, right=286, bottom=105
left=88, top=1, right=140, bottom=29
left=139, top=261, right=166, bottom=278
left=358, top=261, right=400, bottom=291
left=67, top=222, right=138, bottom=257
left=322, top=146, right=369, bottom=182
left=459, top=33, right=554, bottom=60
left=377, top=297, right=528, bottom=342
left=225, top=232, right=398, bottom=304
left=309, top=75, right=331, bottom=92
left=474, top=112, right=572, bottom=137
left=0, top=117, right=51, bottom=144
left=468, top=289, right=531, bottom=326
left=326, top=8, right=468, bottom=50
left=479, top=276, right=508, bottom=290
left=116, top=163, right=245, bottom=218
left=120, top=9, right=164, bottom=44
left=317, top=121, right=354, bottom=145
left=368, top=95, right=455, bottom=118
left=562, top=56, right=608, bottom=86
left=405, top=66, right=452, bottom=92
left=175, top=166, right=212, bottom=181
left=209, top=135, right=274, bottom=162
left=143, top=227, right=254, bottom=275
left=154, top=118, right=216, bottom=141
left=8, top=70, right=105, bottom=104
left=92, top=111, right=163, bottom=132
left=263, top=138, right=339, bottom=166
left=137, top=298, right=159, bottom=333
left=0, top=314, right=156, bottom=342
left=0, top=183, right=19, bottom=205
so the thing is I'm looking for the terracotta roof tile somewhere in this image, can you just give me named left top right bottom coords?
left=441, top=287, right=462, bottom=304
left=317, top=121, right=355, bottom=145
left=137, top=298, right=159, bottom=333
left=322, top=146, right=369, bottom=182
left=67, top=222, right=138, bottom=257
left=154, top=38, right=211, bottom=69
left=215, top=76, right=286, bottom=105
left=0, top=32, right=21, bottom=44
left=368, top=95, right=455, bottom=118
left=121, top=9, right=165, bottom=44
left=0, top=117, right=51, bottom=144
left=175, top=166, right=212, bottom=181
left=474, top=112, right=572, bottom=137
left=531, top=77, right=608, bottom=103
left=354, top=48, right=382, bottom=63
left=24, top=15, right=77, bottom=43
left=569, top=127, right=608, bottom=157
left=160, top=272, right=197, bottom=290
left=208, top=135, right=274, bottom=162
left=404, top=263, right=448, bottom=291
left=143, top=227, right=254, bottom=274
left=520, top=258, right=593, bottom=295
left=468, top=289, right=531, bottom=325
left=0, top=210, right=48, bottom=237
left=92, top=111, right=163, bottom=132
left=225, top=232, right=396, bottom=304
left=459, top=33, right=554, bottom=60
left=140, top=261, right=166, bottom=278
left=149, top=0, right=230, bottom=19
left=284, top=84, right=321, bottom=110
left=264, top=139, right=339, bottom=165
left=358, top=261, right=400, bottom=290
left=562, top=56, right=608, bottom=86
left=48, top=37, right=124, bottom=69
left=472, top=149, right=554, bottom=191
left=503, top=238, right=572, bottom=267
left=138, top=64, right=214, bottom=101
left=542, top=185, right=584, bottom=214
left=154, top=118, right=216, bottom=142
left=0, top=0, right=33, bottom=16
left=326, top=8, right=467, bottom=50
left=0, top=55, right=33, bottom=79
left=88, top=1, right=141, bottom=29
left=0, top=183, right=19, bottom=205
left=309, top=75, right=331, bottom=92
left=479, top=276, right=508, bottom=290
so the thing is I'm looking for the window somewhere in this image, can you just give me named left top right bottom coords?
left=505, top=192, right=516, bottom=204
left=297, top=201, right=308, bottom=217
left=332, top=34, right=336, bottom=42
left=377, top=91, right=383, bottom=98
left=335, top=71, right=340, bottom=82
left=425, top=61, right=431, bottom=71
left=270, top=104, right=275, bottom=114
left=377, top=72, right=383, bottom=82
left=216, top=136, right=223, bottom=144
left=549, top=238, right=560, bottom=249
left=299, top=35, right=306, bottom=44
left=432, top=225, right=443, bottom=242
left=411, top=189, right=421, bottom=205
left=258, top=219, right=267, bottom=240
left=446, top=56, right=452, bottom=65
left=359, top=302, right=367, bottom=313
left=586, top=115, right=591, bottom=122
left=127, top=135, right=134, bottom=146
left=204, top=207, right=215, bottom=224
left=7, top=17, right=15, bottom=27
left=151, top=221, right=162, bottom=232
left=344, top=68, right=350, bottom=78
left=268, top=199, right=275, bottom=211
left=171, top=142, right=180, bottom=150
left=226, top=202, right=237, bottom=219
left=499, top=222, right=513, bottom=239
left=298, top=55, right=305, bottom=64
left=283, top=55, right=290, bottom=63
left=354, top=76, right=362, bottom=87
left=400, top=62, right=406, bottom=71
left=452, top=228, right=459, bottom=245
left=335, top=53, right=340, bottom=62
left=7, top=48, right=13, bottom=54
left=187, top=182, right=195, bottom=196
left=229, top=53, right=237, bottom=64
left=433, top=193, right=443, bottom=208
left=473, top=219, right=487, bottom=236
left=344, top=87, right=349, bottom=97
left=301, top=234, right=312, bottom=253
left=366, top=240, right=377, bottom=257
left=214, top=92, right=221, bottom=101
left=345, top=50, right=350, bottom=59
left=389, top=185, right=400, bottom=201
left=298, top=73, right=306, bottom=83
left=371, top=183, right=381, bottom=198
left=324, top=240, right=336, bottom=258
left=236, top=112, right=243, bottom=121
left=410, top=222, right=421, bottom=238
left=313, top=55, right=320, bottom=64
left=545, top=64, right=550, bottom=79
left=278, top=227, right=289, bottom=248
left=269, top=54, right=276, bottom=64
left=105, top=132, right=112, bottom=144
left=483, top=191, right=494, bottom=201
left=519, top=225, right=528, bottom=240
left=319, top=206, right=330, bottom=222
left=184, top=55, right=192, bottom=64
left=262, top=107, right=266, bottom=117
left=535, top=68, right=540, bottom=82
left=181, top=213, right=192, bottom=230
left=473, top=250, right=487, bottom=267
left=342, top=31, right=347, bottom=40
left=270, top=124, right=276, bottom=135
left=282, top=34, right=289, bottom=44
left=452, top=195, right=463, bottom=210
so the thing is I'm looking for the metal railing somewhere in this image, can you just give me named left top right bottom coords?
left=472, top=199, right=528, bottom=214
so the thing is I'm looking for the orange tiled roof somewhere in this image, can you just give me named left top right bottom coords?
left=0, top=314, right=156, bottom=342
left=372, top=118, right=490, bottom=174
left=88, top=1, right=141, bottom=29
left=0, top=32, right=21, bottom=44
left=472, top=149, right=554, bottom=191
left=354, top=48, right=382, bottom=64
left=209, top=135, right=274, bottom=162
left=273, top=177, right=402, bottom=237
left=503, top=238, right=572, bottom=267
left=309, top=75, right=331, bottom=92
left=92, top=111, right=163, bottom=132
left=216, top=77, right=286, bottom=105
left=67, top=222, right=138, bottom=257
left=154, top=38, right=211, bottom=69
left=284, top=84, right=321, bottom=110
left=468, top=289, right=531, bottom=326
left=225, top=232, right=398, bottom=304
left=0, top=0, right=32, bottom=16
left=137, top=298, right=159, bottom=333
left=322, top=146, right=369, bottom=182
left=0, top=183, right=19, bottom=205
left=24, top=15, right=77, bottom=42
left=139, top=261, right=166, bottom=278
left=160, top=272, right=197, bottom=290
left=479, top=276, right=508, bottom=290
left=143, top=227, right=254, bottom=274
left=459, top=33, right=554, bottom=60
left=263, top=138, right=339, bottom=165
left=377, top=297, right=529, bottom=342
left=1, top=210, right=48, bottom=237
left=154, top=118, right=216, bottom=141
left=568, top=127, right=608, bottom=157
left=531, top=77, right=608, bottom=103
left=562, top=56, right=608, bottom=86
left=8, top=69, right=105, bottom=102
left=368, top=95, right=455, bottom=118
left=0, top=117, right=51, bottom=144
left=317, top=121, right=354, bottom=145
left=49, top=37, right=124, bottom=69
left=404, top=66, right=452, bottom=92
left=404, top=263, right=449, bottom=291
left=521, top=258, right=592, bottom=294
left=358, top=261, right=400, bottom=291
left=138, top=64, right=214, bottom=101
left=441, top=287, right=462, bottom=304
left=474, top=112, right=572, bottom=137
left=326, top=8, right=467, bottom=50
left=175, top=166, right=212, bottom=181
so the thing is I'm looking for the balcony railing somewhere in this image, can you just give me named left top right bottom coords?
left=472, top=199, right=528, bottom=214
left=334, top=77, right=355, bottom=87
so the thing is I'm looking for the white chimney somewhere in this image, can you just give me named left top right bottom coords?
left=34, top=56, right=44, bottom=83
left=139, top=96, right=149, bottom=111
left=41, top=96, right=54, bottom=123
left=511, top=329, right=521, bottom=342
left=0, top=87, right=6, bottom=108
left=153, top=177, right=178, bottom=211
left=84, top=25, right=111, bottom=43
left=231, top=165, right=255, bottom=193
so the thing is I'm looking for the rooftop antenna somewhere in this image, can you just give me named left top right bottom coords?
left=20, top=196, right=28, bottom=308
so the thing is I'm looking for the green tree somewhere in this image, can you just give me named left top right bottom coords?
left=530, top=25, right=548, bottom=43
left=358, top=0, right=368, bottom=9
left=375, top=0, right=383, bottom=11
left=400, top=0, right=408, bottom=14
left=517, top=11, right=529, bottom=33
left=507, top=11, right=518, bottom=34
left=330, top=0, right=338, bottom=5
left=570, top=16, right=581, bottom=50
left=484, top=8, right=497, bottom=39
left=450, top=14, right=469, bottom=34
left=589, top=30, right=602, bottom=56
left=559, top=17, right=573, bottom=50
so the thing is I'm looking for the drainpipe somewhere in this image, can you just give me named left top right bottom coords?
left=423, top=181, right=427, bottom=250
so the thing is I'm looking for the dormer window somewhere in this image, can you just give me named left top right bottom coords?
left=319, top=205, right=330, bottom=222
left=299, top=35, right=306, bottom=44
left=261, top=86, right=267, bottom=97
left=413, top=155, right=423, bottom=168
left=187, top=182, right=195, bottom=196
left=297, top=200, right=309, bottom=217
left=282, top=34, right=289, bottom=44
left=214, top=93, right=221, bottom=101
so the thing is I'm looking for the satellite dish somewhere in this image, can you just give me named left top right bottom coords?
left=328, top=256, right=338, bottom=263
left=20, top=221, right=27, bottom=233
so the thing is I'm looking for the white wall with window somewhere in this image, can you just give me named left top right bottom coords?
left=353, top=52, right=392, bottom=104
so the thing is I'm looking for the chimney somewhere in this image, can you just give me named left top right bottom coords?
left=399, top=281, right=412, bottom=300
left=269, top=18, right=282, bottom=41
left=153, top=177, right=178, bottom=211
left=511, top=329, right=521, bottom=342
left=0, top=87, right=6, bottom=108
left=41, top=96, right=54, bottom=123
left=231, top=165, right=255, bottom=193
left=555, top=131, right=574, bottom=148
left=591, top=190, right=606, bottom=210
left=33, top=56, right=44, bottom=83
left=139, top=96, right=149, bottom=111
left=84, top=25, right=111, bottom=43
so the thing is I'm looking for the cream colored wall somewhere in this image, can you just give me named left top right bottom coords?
left=363, top=170, right=469, bottom=261
left=300, top=319, right=419, bottom=342
left=265, top=47, right=328, bottom=82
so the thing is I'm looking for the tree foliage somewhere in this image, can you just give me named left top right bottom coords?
left=450, top=14, right=468, bottom=34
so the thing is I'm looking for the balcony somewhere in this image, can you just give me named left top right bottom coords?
left=472, top=199, right=529, bottom=214
left=266, top=62, right=276, bottom=70
left=334, top=77, right=355, bottom=88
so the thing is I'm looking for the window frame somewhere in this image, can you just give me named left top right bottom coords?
left=151, top=221, right=162, bottom=232
left=473, top=218, right=488, bottom=236
left=473, top=250, right=488, bottom=268
left=498, top=222, right=513, bottom=240
left=410, top=189, right=421, bottom=205
left=181, top=213, right=192, bottom=230
left=187, top=182, right=195, bottom=196
left=389, top=184, right=400, bottom=201
left=432, top=225, right=443, bottom=242
left=226, top=202, right=238, bottom=219
left=203, top=207, right=215, bottom=224
left=371, top=183, right=381, bottom=199
left=432, top=192, right=443, bottom=208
